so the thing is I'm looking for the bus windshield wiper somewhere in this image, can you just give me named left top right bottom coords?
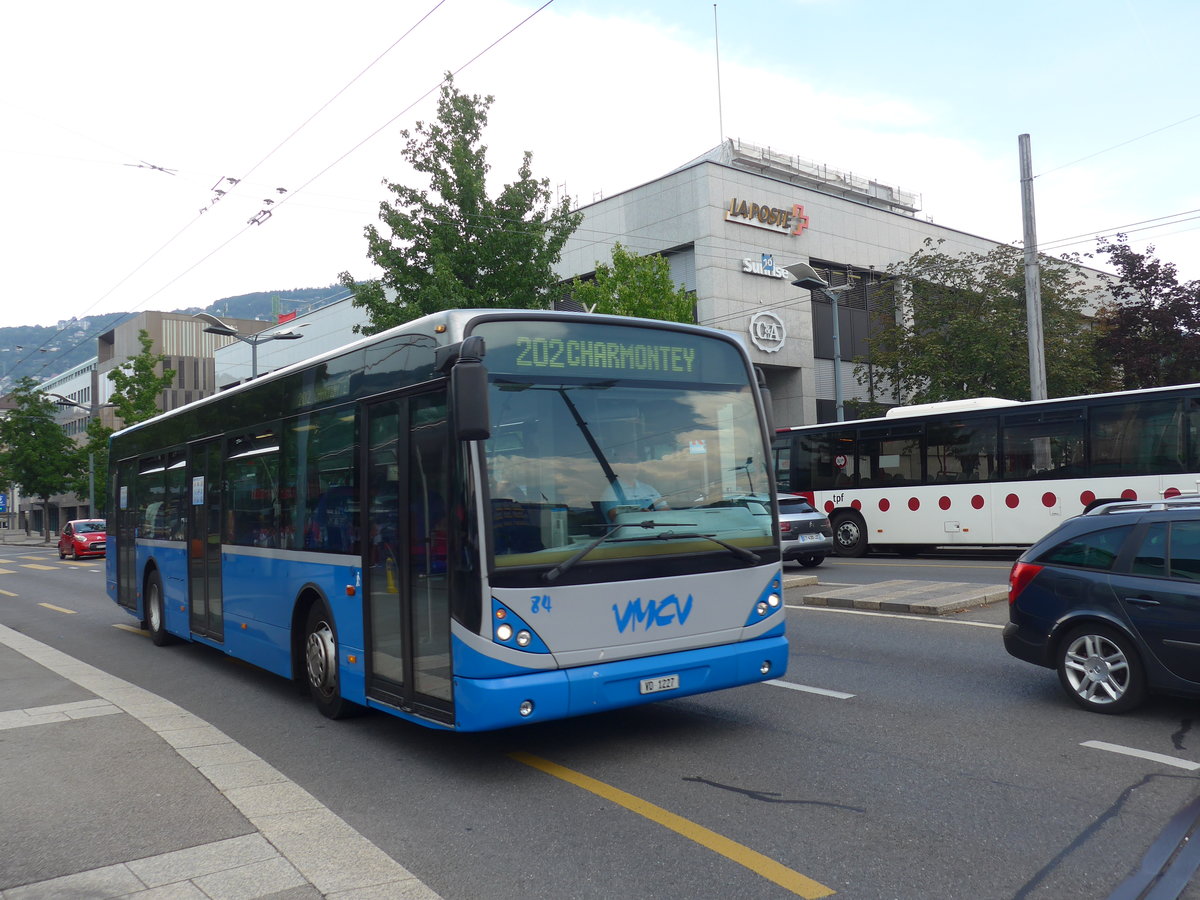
left=543, top=521, right=761, bottom=583
left=611, top=530, right=761, bottom=564
left=543, top=520, right=656, bottom=583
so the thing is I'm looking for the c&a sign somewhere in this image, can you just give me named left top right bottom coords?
left=749, top=312, right=786, bottom=353
left=725, top=198, right=810, bottom=236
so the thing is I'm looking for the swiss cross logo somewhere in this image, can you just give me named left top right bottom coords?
left=791, top=204, right=810, bottom=236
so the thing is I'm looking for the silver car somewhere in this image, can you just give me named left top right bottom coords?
left=778, top=494, right=834, bottom=567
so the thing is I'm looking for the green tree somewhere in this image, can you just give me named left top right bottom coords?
left=1092, top=235, right=1200, bottom=388
left=856, top=239, right=1107, bottom=410
left=566, top=243, right=694, bottom=323
left=65, top=329, right=175, bottom=515
left=339, top=74, right=581, bottom=334
left=0, top=377, right=81, bottom=540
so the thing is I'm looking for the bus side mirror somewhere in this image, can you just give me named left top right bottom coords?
left=452, top=336, right=491, bottom=442
left=755, top=367, right=775, bottom=436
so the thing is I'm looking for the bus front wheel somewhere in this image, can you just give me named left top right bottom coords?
left=831, top=512, right=868, bottom=558
left=304, top=603, right=355, bottom=719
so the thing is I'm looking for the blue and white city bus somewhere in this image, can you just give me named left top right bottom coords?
left=108, top=309, right=787, bottom=731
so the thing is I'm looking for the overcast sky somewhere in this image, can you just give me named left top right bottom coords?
left=3, top=0, right=1197, bottom=349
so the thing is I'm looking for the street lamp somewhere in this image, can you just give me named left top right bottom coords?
left=788, top=262, right=854, bottom=423
left=193, top=313, right=305, bottom=380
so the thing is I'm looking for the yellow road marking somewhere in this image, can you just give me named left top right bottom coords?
left=21, top=564, right=58, bottom=571
left=19, top=555, right=47, bottom=560
left=0, top=569, right=16, bottom=576
left=39, top=603, right=76, bottom=615
left=0, top=588, right=16, bottom=597
left=509, top=752, right=834, bottom=898
left=113, top=624, right=148, bottom=636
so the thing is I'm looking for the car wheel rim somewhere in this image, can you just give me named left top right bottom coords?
left=1063, top=633, right=1129, bottom=704
left=306, top=620, right=337, bottom=697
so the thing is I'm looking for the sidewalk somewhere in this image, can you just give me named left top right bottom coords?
left=0, top=534, right=62, bottom=548
left=0, top=624, right=441, bottom=900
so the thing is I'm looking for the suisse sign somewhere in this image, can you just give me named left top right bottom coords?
left=742, top=253, right=792, bottom=280
left=725, top=198, right=810, bottom=236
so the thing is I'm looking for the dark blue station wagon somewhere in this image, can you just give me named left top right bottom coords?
left=1004, top=496, right=1200, bottom=713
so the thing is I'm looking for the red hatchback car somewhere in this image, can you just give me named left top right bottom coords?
left=58, top=519, right=107, bottom=559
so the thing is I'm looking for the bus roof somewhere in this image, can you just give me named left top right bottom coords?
left=110, top=307, right=749, bottom=442
left=884, top=397, right=1022, bottom=418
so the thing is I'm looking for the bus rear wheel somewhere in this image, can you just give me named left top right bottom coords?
left=145, top=571, right=173, bottom=646
left=831, top=512, right=868, bottom=558
left=304, top=603, right=356, bottom=719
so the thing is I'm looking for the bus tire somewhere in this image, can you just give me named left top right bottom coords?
left=831, top=512, right=868, bottom=558
left=145, top=570, right=173, bottom=647
left=304, top=603, right=356, bottom=720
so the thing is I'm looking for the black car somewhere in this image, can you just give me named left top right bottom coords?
left=1004, top=495, right=1200, bottom=713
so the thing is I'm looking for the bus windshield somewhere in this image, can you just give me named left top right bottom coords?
left=472, top=319, right=775, bottom=571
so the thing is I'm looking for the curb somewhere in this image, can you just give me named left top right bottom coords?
left=785, top=578, right=1007, bottom=616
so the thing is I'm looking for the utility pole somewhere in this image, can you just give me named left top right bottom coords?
left=1019, top=134, right=1048, bottom=401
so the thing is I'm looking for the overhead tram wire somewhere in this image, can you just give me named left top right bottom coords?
left=232, top=0, right=450, bottom=187
left=9, top=2, right=558, bottom=388
left=1036, top=110, right=1200, bottom=179
left=70, top=0, right=555, bottom=325
left=1038, top=209, right=1200, bottom=253
left=266, top=0, right=558, bottom=220
left=7, top=1, right=455, bottom=371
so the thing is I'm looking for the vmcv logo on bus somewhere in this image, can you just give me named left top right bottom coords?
left=613, top=593, right=694, bottom=633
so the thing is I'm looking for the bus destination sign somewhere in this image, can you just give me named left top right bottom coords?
left=471, top=318, right=746, bottom=384
left=514, top=336, right=696, bottom=374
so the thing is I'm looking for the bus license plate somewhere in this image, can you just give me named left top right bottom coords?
left=640, top=674, right=679, bottom=695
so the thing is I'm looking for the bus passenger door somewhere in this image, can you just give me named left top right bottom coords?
left=363, top=391, right=453, bottom=724
left=115, top=459, right=138, bottom=611
left=187, top=438, right=224, bottom=641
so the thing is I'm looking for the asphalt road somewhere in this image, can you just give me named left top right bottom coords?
left=3, top=544, right=1199, bottom=899
left=784, top=548, right=1022, bottom=589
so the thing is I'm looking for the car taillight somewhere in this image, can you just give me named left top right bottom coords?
left=1008, top=561, right=1043, bottom=605
left=780, top=521, right=792, bottom=533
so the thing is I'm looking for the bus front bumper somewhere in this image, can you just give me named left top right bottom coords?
left=451, top=634, right=788, bottom=731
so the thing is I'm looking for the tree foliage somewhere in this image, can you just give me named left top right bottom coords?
left=1092, top=235, right=1200, bottom=389
left=566, top=244, right=694, bottom=323
left=340, top=74, right=581, bottom=334
left=0, top=377, right=80, bottom=537
left=856, top=239, right=1107, bottom=409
